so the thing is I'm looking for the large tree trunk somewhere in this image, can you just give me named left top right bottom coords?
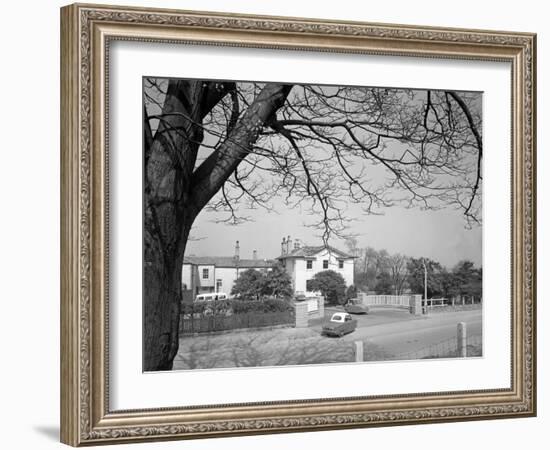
left=143, top=79, right=205, bottom=371
left=143, top=167, right=197, bottom=370
left=143, top=81, right=292, bottom=371
left=143, top=221, right=190, bottom=371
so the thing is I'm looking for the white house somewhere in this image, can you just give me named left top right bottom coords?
left=182, top=238, right=355, bottom=301
left=277, top=236, right=355, bottom=294
left=181, top=241, right=274, bottom=299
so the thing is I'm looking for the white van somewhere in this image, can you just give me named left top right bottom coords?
left=194, top=292, right=229, bottom=303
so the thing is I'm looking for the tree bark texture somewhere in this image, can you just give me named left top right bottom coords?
left=143, top=81, right=292, bottom=370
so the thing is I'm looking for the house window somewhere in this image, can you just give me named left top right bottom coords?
left=306, top=260, right=313, bottom=270
left=202, top=268, right=209, bottom=279
left=338, top=260, right=344, bottom=269
left=323, top=259, right=329, bottom=269
left=216, top=279, right=222, bottom=292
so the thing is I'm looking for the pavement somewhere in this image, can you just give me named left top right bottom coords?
left=172, top=307, right=482, bottom=371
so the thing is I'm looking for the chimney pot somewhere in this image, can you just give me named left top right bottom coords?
left=253, top=250, right=257, bottom=260
left=234, top=240, right=240, bottom=260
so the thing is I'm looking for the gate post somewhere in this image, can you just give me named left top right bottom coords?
left=295, top=301, right=308, bottom=328
left=457, top=322, right=467, bottom=357
left=318, top=296, right=325, bottom=318
left=354, top=341, right=364, bottom=362
left=409, top=294, right=422, bottom=315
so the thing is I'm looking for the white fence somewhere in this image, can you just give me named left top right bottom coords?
left=306, top=298, right=319, bottom=312
left=423, top=298, right=447, bottom=308
left=360, top=294, right=411, bottom=308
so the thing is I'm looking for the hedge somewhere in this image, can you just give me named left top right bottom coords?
left=181, top=297, right=293, bottom=315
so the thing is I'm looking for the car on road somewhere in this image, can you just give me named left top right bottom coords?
left=344, top=298, right=369, bottom=315
left=321, top=313, right=357, bottom=337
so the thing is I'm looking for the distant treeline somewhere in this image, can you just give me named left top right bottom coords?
left=345, top=239, right=482, bottom=299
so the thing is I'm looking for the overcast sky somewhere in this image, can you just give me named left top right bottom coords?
left=186, top=200, right=482, bottom=269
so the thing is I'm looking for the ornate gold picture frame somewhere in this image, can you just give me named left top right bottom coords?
left=60, top=3, right=536, bottom=446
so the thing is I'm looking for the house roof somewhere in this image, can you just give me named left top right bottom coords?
left=277, top=245, right=355, bottom=260
left=183, top=256, right=276, bottom=269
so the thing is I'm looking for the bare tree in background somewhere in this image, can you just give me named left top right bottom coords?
left=143, top=79, right=482, bottom=370
left=388, top=253, right=409, bottom=295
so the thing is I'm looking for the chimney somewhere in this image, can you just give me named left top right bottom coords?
left=234, top=240, right=240, bottom=261
left=253, top=250, right=257, bottom=260
left=294, top=239, right=301, bottom=250
left=287, top=235, right=292, bottom=254
left=281, top=237, right=286, bottom=255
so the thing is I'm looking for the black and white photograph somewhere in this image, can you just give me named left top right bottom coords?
left=143, top=78, right=483, bottom=372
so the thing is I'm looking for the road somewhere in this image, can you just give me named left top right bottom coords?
left=173, top=307, right=482, bottom=370
left=332, top=308, right=482, bottom=358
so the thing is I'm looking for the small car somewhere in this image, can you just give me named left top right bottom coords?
left=321, top=313, right=357, bottom=337
left=344, top=298, right=370, bottom=315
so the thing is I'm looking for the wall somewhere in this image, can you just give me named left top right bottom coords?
left=182, top=263, right=216, bottom=293
left=283, top=257, right=296, bottom=290
left=215, top=266, right=239, bottom=295
left=0, top=1, right=547, bottom=450
left=293, top=258, right=308, bottom=292
left=292, top=249, right=354, bottom=293
left=181, top=263, right=193, bottom=290
left=183, top=265, right=273, bottom=295
left=196, top=264, right=215, bottom=289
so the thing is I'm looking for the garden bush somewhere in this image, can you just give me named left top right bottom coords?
left=181, top=297, right=293, bottom=316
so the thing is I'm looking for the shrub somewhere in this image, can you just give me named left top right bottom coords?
left=231, top=269, right=265, bottom=300
left=346, top=285, right=358, bottom=299
left=307, top=270, right=347, bottom=305
left=260, top=297, right=294, bottom=312
left=263, top=265, right=293, bottom=299
left=182, top=298, right=293, bottom=316
left=231, top=264, right=293, bottom=300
